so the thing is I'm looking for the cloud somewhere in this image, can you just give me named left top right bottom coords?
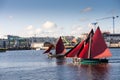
left=70, top=25, right=83, bottom=37
left=0, top=24, right=3, bottom=35
left=22, top=25, right=35, bottom=37
left=80, top=7, right=92, bottom=13
left=40, top=21, right=61, bottom=37
left=41, top=28, right=60, bottom=37
left=25, top=25, right=34, bottom=30
left=35, top=28, right=42, bottom=34
left=21, top=21, right=61, bottom=37
left=88, top=22, right=98, bottom=29
left=28, top=31, right=34, bottom=35
left=115, top=27, right=120, bottom=33
left=8, top=16, right=13, bottom=19
left=42, top=21, right=57, bottom=29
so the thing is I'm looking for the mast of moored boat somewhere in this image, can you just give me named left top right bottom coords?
left=88, top=33, right=92, bottom=59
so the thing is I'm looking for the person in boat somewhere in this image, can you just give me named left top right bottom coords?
left=47, top=52, right=53, bottom=58
left=73, top=57, right=79, bottom=63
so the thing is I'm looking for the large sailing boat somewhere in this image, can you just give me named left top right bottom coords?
left=43, top=36, right=66, bottom=58
left=65, top=27, right=112, bottom=64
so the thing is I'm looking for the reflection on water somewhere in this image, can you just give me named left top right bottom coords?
left=56, top=58, right=66, bottom=65
left=67, top=63, right=110, bottom=80
left=79, top=64, right=110, bottom=80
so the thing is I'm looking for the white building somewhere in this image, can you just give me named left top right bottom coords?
left=31, top=42, right=44, bottom=50
left=103, top=33, right=120, bottom=47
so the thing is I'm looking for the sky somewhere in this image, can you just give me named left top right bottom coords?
left=0, top=0, right=120, bottom=38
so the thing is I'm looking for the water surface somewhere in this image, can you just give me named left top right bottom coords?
left=0, top=49, right=120, bottom=80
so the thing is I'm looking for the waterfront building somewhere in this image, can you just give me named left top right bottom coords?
left=31, top=42, right=44, bottom=50
left=0, top=33, right=119, bottom=50
left=7, top=35, right=31, bottom=50
left=103, top=33, right=120, bottom=47
left=29, top=37, right=57, bottom=49
left=0, top=39, right=7, bottom=48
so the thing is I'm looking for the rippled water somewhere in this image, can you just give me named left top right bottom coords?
left=0, top=49, right=120, bottom=80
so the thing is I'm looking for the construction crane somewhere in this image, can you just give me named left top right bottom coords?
left=96, top=16, right=119, bottom=34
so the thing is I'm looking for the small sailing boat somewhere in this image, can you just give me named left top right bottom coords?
left=65, top=27, right=112, bottom=64
left=43, top=36, right=66, bottom=58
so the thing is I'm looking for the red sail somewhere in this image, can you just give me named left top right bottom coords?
left=78, top=43, right=89, bottom=58
left=55, top=37, right=66, bottom=54
left=78, top=29, right=94, bottom=58
left=91, top=27, right=112, bottom=58
left=65, top=40, right=84, bottom=57
left=43, top=44, right=54, bottom=54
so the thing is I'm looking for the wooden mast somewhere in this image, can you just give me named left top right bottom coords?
left=88, top=33, right=92, bottom=59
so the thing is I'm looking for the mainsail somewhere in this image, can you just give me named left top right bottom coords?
left=91, top=27, right=112, bottom=58
left=55, top=37, right=66, bottom=54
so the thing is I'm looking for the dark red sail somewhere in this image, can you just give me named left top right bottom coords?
left=43, top=44, right=54, bottom=54
left=78, top=29, right=94, bottom=58
left=91, top=27, right=112, bottom=58
left=55, top=37, right=66, bottom=54
left=65, top=40, right=85, bottom=57
left=78, top=43, right=89, bottom=58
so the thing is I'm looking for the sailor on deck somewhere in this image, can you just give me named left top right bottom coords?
left=48, top=52, right=53, bottom=58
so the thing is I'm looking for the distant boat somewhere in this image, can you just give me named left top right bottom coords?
left=65, top=27, right=112, bottom=64
left=0, top=48, right=6, bottom=52
left=43, top=36, right=66, bottom=59
left=35, top=47, right=41, bottom=50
